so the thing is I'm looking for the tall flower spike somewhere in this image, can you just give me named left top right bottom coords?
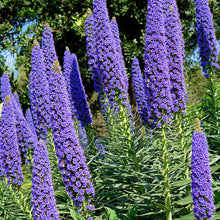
left=41, top=23, right=58, bottom=80
left=93, top=0, right=129, bottom=108
left=63, top=48, right=89, bottom=148
left=63, top=48, right=93, bottom=126
left=164, top=0, right=187, bottom=114
left=194, top=0, right=219, bottom=73
left=191, top=118, right=215, bottom=219
left=13, top=95, right=35, bottom=162
left=1, top=71, right=12, bottom=102
left=131, top=57, right=148, bottom=124
left=25, top=109, right=38, bottom=142
left=110, top=17, right=128, bottom=91
left=32, top=140, right=59, bottom=219
left=144, top=0, right=173, bottom=128
left=0, top=95, right=24, bottom=186
left=85, top=9, right=101, bottom=94
left=49, top=60, right=95, bottom=212
left=85, top=9, right=109, bottom=119
left=29, top=40, right=51, bottom=139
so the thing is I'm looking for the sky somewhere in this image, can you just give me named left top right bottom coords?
left=1, top=22, right=32, bottom=77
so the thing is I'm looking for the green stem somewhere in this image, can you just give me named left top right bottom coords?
left=209, top=73, right=216, bottom=112
left=121, top=107, right=145, bottom=194
left=176, top=113, right=190, bottom=196
left=209, top=73, right=218, bottom=127
left=161, top=125, right=172, bottom=220
left=7, top=183, right=32, bottom=219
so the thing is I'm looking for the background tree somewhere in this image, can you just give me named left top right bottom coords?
left=0, top=0, right=219, bottom=109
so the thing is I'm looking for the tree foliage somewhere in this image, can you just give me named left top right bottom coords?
left=0, top=0, right=219, bottom=111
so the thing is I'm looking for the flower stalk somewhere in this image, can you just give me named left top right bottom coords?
left=161, top=125, right=172, bottom=220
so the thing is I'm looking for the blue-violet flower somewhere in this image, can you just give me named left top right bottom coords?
left=194, top=0, right=219, bottom=73
left=131, top=57, right=148, bottom=124
left=164, top=0, right=187, bottom=114
left=29, top=40, right=51, bottom=139
left=32, top=140, right=59, bottom=219
left=49, top=60, right=95, bottom=209
left=191, top=118, right=215, bottom=219
left=144, top=0, right=173, bottom=127
left=0, top=95, right=24, bottom=187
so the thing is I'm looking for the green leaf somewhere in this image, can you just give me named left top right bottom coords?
left=214, top=211, right=220, bottom=219
left=175, top=211, right=194, bottom=220
left=174, top=196, right=193, bottom=206
left=211, top=164, right=220, bottom=173
left=215, top=202, right=220, bottom=209
left=171, top=179, right=191, bottom=187
left=210, top=156, right=220, bottom=166
left=69, top=208, right=84, bottom=220
left=105, top=207, right=119, bottom=220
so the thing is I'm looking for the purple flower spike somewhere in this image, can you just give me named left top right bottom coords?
left=194, top=0, right=219, bottom=73
left=63, top=48, right=89, bottom=148
left=63, top=48, right=93, bottom=126
left=191, top=118, right=215, bottom=220
left=85, top=10, right=101, bottom=94
left=93, top=0, right=129, bottom=108
left=110, top=17, right=128, bottom=91
left=41, top=23, right=58, bottom=80
left=32, top=140, right=59, bottom=220
left=1, top=71, right=12, bottom=102
left=0, top=95, right=24, bottom=187
left=29, top=40, right=51, bottom=139
left=49, top=60, right=95, bottom=209
left=144, top=0, right=173, bottom=127
left=164, top=0, right=187, bottom=114
left=25, top=109, right=38, bottom=142
left=131, top=57, right=148, bottom=124
left=13, top=95, right=35, bottom=162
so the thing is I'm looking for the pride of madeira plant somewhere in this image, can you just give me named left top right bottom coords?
left=49, top=60, right=95, bottom=218
left=29, top=40, right=51, bottom=140
left=0, top=0, right=220, bottom=219
left=191, top=119, right=215, bottom=219
left=144, top=0, right=173, bottom=219
left=194, top=0, right=220, bottom=153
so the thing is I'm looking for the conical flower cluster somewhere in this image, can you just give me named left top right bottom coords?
left=63, top=48, right=93, bottom=127
left=131, top=57, right=148, bottom=124
left=110, top=17, right=128, bottom=91
left=191, top=119, right=215, bottom=219
left=41, top=24, right=58, bottom=80
left=144, top=0, right=173, bottom=127
left=29, top=40, right=51, bottom=139
left=164, top=0, right=187, bottom=114
left=93, top=0, right=129, bottom=108
left=85, top=10, right=100, bottom=94
left=49, top=60, right=95, bottom=208
left=1, top=72, right=12, bottom=102
left=14, top=96, right=35, bottom=161
left=194, top=0, right=219, bottom=74
left=63, top=48, right=89, bottom=148
left=1, top=73, right=34, bottom=162
left=0, top=95, right=24, bottom=186
left=32, top=140, right=59, bottom=219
